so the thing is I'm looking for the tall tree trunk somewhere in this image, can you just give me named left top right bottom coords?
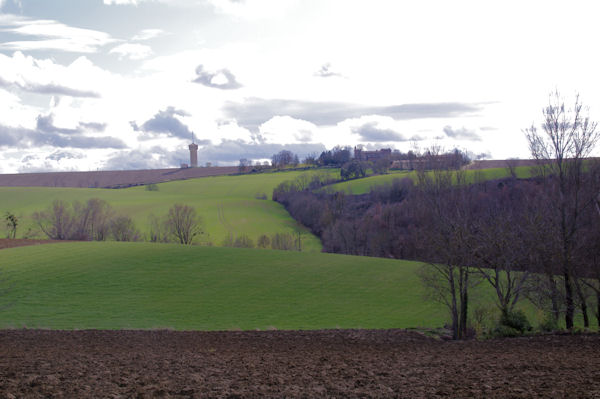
left=596, top=290, right=600, bottom=328
left=574, top=279, right=589, bottom=328
left=459, top=269, right=469, bottom=339
left=449, top=268, right=459, bottom=340
left=549, top=275, right=560, bottom=322
left=564, top=271, right=575, bottom=329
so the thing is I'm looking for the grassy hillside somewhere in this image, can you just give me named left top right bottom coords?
left=326, top=167, right=533, bottom=195
left=0, top=170, right=337, bottom=251
left=0, top=241, right=454, bottom=330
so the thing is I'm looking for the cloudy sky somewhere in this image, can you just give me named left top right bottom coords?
left=1, top=0, right=599, bottom=173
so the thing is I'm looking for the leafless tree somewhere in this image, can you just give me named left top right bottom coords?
left=238, top=158, right=252, bottom=173
left=468, top=191, right=531, bottom=316
left=32, top=200, right=75, bottom=240
left=33, top=198, right=114, bottom=241
left=523, top=90, right=600, bottom=329
left=110, top=215, right=140, bottom=242
left=72, top=198, right=113, bottom=241
left=147, top=213, right=170, bottom=243
left=505, top=158, right=519, bottom=179
left=415, top=169, right=480, bottom=339
left=4, top=212, right=18, bottom=239
left=257, top=234, right=270, bottom=248
left=166, top=204, right=203, bottom=245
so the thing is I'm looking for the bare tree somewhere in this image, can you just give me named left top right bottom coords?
left=166, top=204, right=203, bottom=245
left=72, top=198, right=113, bottom=241
left=147, top=213, right=170, bottom=243
left=32, top=200, right=75, bottom=240
left=238, top=158, right=252, bottom=173
left=4, top=212, right=18, bottom=239
left=415, top=169, right=479, bottom=339
left=110, top=215, right=140, bottom=242
left=523, top=90, right=600, bottom=329
left=468, top=182, right=533, bottom=316
left=505, top=158, right=519, bottom=179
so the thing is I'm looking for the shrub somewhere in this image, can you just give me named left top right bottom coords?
left=470, top=305, right=496, bottom=337
left=234, top=234, right=255, bottom=248
left=538, top=314, right=559, bottom=332
left=145, top=183, right=159, bottom=191
left=271, top=232, right=297, bottom=251
left=110, top=215, right=140, bottom=242
left=492, top=325, right=521, bottom=338
left=499, top=309, right=532, bottom=333
left=257, top=234, right=270, bottom=248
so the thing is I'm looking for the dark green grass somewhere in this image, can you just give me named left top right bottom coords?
left=0, top=241, right=453, bottom=330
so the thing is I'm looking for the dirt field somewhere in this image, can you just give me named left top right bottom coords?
left=0, top=166, right=238, bottom=188
left=1, top=329, right=598, bottom=398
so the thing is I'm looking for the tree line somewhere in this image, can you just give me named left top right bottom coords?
left=275, top=166, right=600, bottom=338
left=28, top=199, right=204, bottom=245
left=273, top=92, right=600, bottom=338
left=19, top=199, right=307, bottom=253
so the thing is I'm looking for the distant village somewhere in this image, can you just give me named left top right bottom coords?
left=184, top=140, right=472, bottom=173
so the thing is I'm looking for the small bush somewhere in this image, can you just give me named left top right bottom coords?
left=538, top=314, right=559, bottom=332
left=271, top=232, right=297, bottom=251
left=222, top=233, right=255, bottom=248
left=257, top=234, right=270, bottom=248
left=234, top=234, right=255, bottom=248
left=145, top=183, right=159, bottom=191
left=110, top=215, right=140, bottom=242
left=500, top=309, right=532, bottom=333
left=470, top=305, right=496, bottom=337
left=492, top=325, right=521, bottom=338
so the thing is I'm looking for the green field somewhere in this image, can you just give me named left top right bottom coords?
left=0, top=241, right=451, bottom=330
left=326, top=167, right=533, bottom=195
left=0, top=241, right=544, bottom=331
left=0, top=170, right=338, bottom=251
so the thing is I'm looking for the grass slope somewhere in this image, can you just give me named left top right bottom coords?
left=0, top=241, right=455, bottom=330
left=0, top=170, right=337, bottom=251
left=326, top=167, right=533, bottom=195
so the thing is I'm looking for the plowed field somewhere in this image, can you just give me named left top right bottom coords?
left=1, top=329, right=598, bottom=398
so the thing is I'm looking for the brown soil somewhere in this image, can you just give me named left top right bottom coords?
left=0, top=238, right=68, bottom=250
left=1, top=329, right=598, bottom=398
left=0, top=167, right=239, bottom=188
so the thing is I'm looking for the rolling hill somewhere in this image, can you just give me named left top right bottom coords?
left=0, top=241, right=453, bottom=330
left=0, top=170, right=338, bottom=251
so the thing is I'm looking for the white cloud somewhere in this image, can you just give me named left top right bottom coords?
left=109, top=43, right=153, bottom=60
left=0, top=51, right=107, bottom=97
left=259, top=116, right=318, bottom=144
left=132, top=28, right=165, bottom=41
left=206, top=0, right=299, bottom=20
left=0, top=14, right=115, bottom=53
left=103, top=0, right=140, bottom=4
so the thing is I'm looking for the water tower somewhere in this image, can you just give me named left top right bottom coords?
left=189, top=133, right=198, bottom=167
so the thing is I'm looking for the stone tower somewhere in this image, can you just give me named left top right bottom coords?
left=189, top=141, right=198, bottom=167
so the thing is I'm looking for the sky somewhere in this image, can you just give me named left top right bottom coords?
left=0, top=0, right=599, bottom=173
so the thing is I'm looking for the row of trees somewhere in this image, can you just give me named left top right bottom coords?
left=276, top=166, right=600, bottom=338
left=239, top=145, right=470, bottom=176
left=222, top=232, right=303, bottom=251
left=273, top=92, right=600, bottom=338
left=31, top=199, right=205, bottom=245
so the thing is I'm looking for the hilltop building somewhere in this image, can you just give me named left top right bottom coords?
left=354, top=147, right=392, bottom=162
left=189, top=141, right=198, bottom=168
